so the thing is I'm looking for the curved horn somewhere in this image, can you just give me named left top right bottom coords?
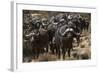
left=61, top=28, right=70, bottom=36
left=26, top=32, right=35, bottom=37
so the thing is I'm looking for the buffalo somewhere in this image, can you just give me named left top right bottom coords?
left=31, top=28, right=49, bottom=59
left=55, top=24, right=77, bottom=59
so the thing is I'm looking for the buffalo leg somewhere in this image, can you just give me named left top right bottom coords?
left=50, top=43, right=54, bottom=54
left=62, top=48, right=66, bottom=60
left=32, top=49, right=36, bottom=59
left=68, top=49, right=71, bottom=57
left=56, top=45, right=61, bottom=59
left=57, top=49, right=60, bottom=59
left=46, top=45, right=49, bottom=53
left=36, top=49, right=40, bottom=59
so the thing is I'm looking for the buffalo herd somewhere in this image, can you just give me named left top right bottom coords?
left=23, top=12, right=91, bottom=62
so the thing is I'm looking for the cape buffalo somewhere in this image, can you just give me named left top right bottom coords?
left=55, top=25, right=76, bottom=59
